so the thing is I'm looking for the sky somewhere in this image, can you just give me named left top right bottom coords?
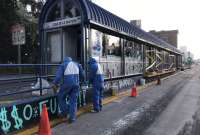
left=92, top=0, right=200, bottom=59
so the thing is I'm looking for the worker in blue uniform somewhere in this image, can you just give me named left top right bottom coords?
left=52, top=57, right=85, bottom=123
left=88, top=57, right=104, bottom=112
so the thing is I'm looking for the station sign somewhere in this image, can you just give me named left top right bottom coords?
left=11, top=24, right=25, bottom=45
left=43, top=16, right=81, bottom=29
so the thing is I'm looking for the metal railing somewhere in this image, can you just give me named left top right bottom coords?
left=0, top=64, right=59, bottom=98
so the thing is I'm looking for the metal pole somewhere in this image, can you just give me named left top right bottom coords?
left=18, top=44, right=22, bottom=74
left=142, top=44, right=145, bottom=74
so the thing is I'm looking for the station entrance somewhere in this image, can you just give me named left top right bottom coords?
left=46, top=26, right=81, bottom=64
left=39, top=0, right=84, bottom=75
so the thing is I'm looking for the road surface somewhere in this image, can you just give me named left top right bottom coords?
left=143, top=65, right=200, bottom=135
left=51, top=66, right=199, bottom=135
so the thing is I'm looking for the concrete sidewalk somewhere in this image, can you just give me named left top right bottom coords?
left=51, top=70, right=191, bottom=135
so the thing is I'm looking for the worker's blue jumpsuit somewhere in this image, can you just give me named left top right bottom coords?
left=53, top=57, right=84, bottom=122
left=88, top=58, right=104, bottom=112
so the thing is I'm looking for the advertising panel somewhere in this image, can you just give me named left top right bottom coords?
left=91, top=29, right=103, bottom=58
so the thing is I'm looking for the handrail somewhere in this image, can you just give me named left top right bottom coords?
left=0, top=64, right=59, bottom=67
left=0, top=75, right=55, bottom=82
left=0, top=64, right=58, bottom=98
left=0, top=86, right=52, bottom=98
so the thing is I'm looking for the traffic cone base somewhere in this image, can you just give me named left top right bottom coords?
left=39, top=104, right=52, bottom=135
left=131, top=86, right=138, bottom=97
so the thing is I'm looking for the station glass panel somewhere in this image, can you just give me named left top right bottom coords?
left=164, top=51, right=170, bottom=69
left=64, top=0, right=80, bottom=18
left=105, top=34, right=122, bottom=77
left=90, top=29, right=103, bottom=58
left=170, top=53, right=175, bottom=69
left=177, top=55, right=182, bottom=68
left=47, top=31, right=62, bottom=63
left=156, top=49, right=163, bottom=71
left=90, top=29, right=122, bottom=78
left=47, top=2, right=61, bottom=22
left=145, top=46, right=156, bottom=71
left=145, top=46, right=150, bottom=70
left=63, top=26, right=81, bottom=62
left=45, top=31, right=62, bottom=75
left=124, top=40, right=143, bottom=75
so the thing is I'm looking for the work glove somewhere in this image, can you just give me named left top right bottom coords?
left=81, top=82, right=88, bottom=90
left=85, top=81, right=91, bottom=87
left=52, top=84, right=59, bottom=94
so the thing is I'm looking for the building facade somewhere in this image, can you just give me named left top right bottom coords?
left=149, top=30, right=178, bottom=48
left=130, top=20, right=141, bottom=28
left=179, top=46, right=194, bottom=64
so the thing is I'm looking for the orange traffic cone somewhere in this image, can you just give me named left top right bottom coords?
left=131, top=86, right=138, bottom=97
left=38, top=104, right=52, bottom=135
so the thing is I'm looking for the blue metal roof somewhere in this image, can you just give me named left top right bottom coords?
left=39, top=0, right=181, bottom=54
left=83, top=0, right=181, bottom=54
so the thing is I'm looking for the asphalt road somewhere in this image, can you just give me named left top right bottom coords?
left=143, top=65, right=200, bottom=135
left=51, top=67, right=195, bottom=135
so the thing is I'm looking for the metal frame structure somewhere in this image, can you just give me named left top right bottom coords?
left=0, top=0, right=183, bottom=98
left=39, top=0, right=182, bottom=88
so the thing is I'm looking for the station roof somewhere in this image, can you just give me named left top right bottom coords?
left=83, top=0, right=181, bottom=54
left=40, top=0, right=182, bottom=54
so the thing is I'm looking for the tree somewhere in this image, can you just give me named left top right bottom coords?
left=19, top=0, right=46, bottom=18
left=18, top=0, right=46, bottom=64
left=0, top=0, right=46, bottom=64
left=0, top=0, right=20, bottom=63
